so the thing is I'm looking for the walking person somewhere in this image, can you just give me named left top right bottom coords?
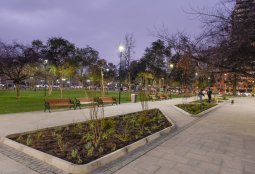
left=198, top=89, right=204, bottom=103
left=207, top=87, right=212, bottom=103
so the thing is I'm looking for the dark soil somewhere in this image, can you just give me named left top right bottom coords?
left=9, top=109, right=171, bottom=165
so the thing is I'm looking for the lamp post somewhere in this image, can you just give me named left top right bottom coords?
left=118, top=45, right=125, bottom=104
left=208, top=77, right=211, bottom=87
left=43, top=59, right=48, bottom=97
left=224, top=73, right=227, bottom=94
left=167, top=63, right=174, bottom=97
left=195, top=72, right=198, bottom=88
left=101, top=67, right=109, bottom=96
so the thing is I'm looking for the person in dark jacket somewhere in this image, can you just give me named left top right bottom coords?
left=207, top=88, right=212, bottom=103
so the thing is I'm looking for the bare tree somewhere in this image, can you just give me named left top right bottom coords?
left=122, top=33, right=135, bottom=97
left=0, top=42, right=38, bottom=98
left=155, top=0, right=255, bottom=94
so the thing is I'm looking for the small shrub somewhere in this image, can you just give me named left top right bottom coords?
left=71, top=149, right=82, bottom=164
left=26, top=135, right=33, bottom=146
left=35, top=131, right=42, bottom=142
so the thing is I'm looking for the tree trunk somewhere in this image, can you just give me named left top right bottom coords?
left=33, top=78, right=36, bottom=92
left=48, top=80, right=53, bottom=95
left=101, top=69, right=104, bottom=96
left=60, top=79, right=63, bottom=99
left=128, top=72, right=131, bottom=100
left=16, top=83, right=20, bottom=99
left=233, top=73, right=237, bottom=95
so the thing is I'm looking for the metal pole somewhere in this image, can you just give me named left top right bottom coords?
left=101, top=68, right=104, bottom=96
left=44, top=64, right=46, bottom=97
left=119, top=52, right=122, bottom=104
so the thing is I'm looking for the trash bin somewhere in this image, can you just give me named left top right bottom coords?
left=131, top=94, right=137, bottom=103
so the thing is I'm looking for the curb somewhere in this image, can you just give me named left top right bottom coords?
left=172, top=105, right=191, bottom=116
left=3, top=114, right=175, bottom=174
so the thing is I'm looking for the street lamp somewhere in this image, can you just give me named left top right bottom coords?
left=167, top=63, right=174, bottom=97
left=43, top=59, right=48, bottom=97
left=208, top=77, right=211, bottom=87
left=169, top=63, right=174, bottom=69
left=101, top=67, right=109, bottom=96
left=224, top=73, right=227, bottom=94
left=118, top=44, right=125, bottom=104
left=195, top=72, right=198, bottom=92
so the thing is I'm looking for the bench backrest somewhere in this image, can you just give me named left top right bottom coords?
left=46, top=98, right=70, bottom=104
left=100, top=96, right=113, bottom=101
left=76, top=98, right=94, bottom=102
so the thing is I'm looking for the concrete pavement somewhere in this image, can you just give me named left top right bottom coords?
left=114, top=97, right=255, bottom=174
left=0, top=97, right=196, bottom=174
left=1, top=97, right=255, bottom=174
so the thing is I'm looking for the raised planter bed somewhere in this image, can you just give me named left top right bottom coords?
left=3, top=109, right=174, bottom=174
left=174, top=100, right=220, bottom=117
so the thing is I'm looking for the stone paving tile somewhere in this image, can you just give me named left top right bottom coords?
left=219, top=167, right=243, bottom=174
left=0, top=144, right=66, bottom=174
left=172, top=163, right=207, bottom=174
left=114, top=166, right=144, bottom=174
left=154, top=167, right=181, bottom=174
left=111, top=98, right=255, bottom=174
left=156, top=159, right=177, bottom=169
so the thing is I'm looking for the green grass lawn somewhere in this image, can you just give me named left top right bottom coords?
left=0, top=89, right=189, bottom=114
left=0, top=89, right=132, bottom=114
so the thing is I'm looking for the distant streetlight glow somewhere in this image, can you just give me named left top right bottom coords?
left=43, top=59, right=48, bottom=65
left=43, top=59, right=48, bottom=97
left=169, top=63, right=174, bottom=69
left=118, top=44, right=125, bottom=104
left=118, top=45, right=125, bottom=53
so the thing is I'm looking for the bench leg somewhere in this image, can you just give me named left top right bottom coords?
left=44, top=105, right=51, bottom=113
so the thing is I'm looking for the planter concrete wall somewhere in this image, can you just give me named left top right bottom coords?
left=3, top=110, right=175, bottom=174
left=173, top=101, right=225, bottom=117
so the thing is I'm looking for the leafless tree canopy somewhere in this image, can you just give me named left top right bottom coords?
left=155, top=0, right=255, bottom=78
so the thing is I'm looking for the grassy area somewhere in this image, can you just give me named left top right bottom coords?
left=0, top=89, right=190, bottom=114
left=0, top=89, right=131, bottom=114
left=176, top=101, right=217, bottom=115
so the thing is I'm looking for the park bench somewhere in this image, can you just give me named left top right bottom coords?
left=149, top=94, right=159, bottom=101
left=98, top=96, right=117, bottom=106
left=44, top=98, right=75, bottom=112
left=158, top=93, right=168, bottom=100
left=75, top=97, right=97, bottom=109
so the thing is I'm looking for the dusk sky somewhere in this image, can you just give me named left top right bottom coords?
left=0, top=0, right=221, bottom=64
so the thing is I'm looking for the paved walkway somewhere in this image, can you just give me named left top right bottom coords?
left=0, top=97, right=196, bottom=174
left=1, top=97, right=255, bottom=174
left=114, top=97, right=255, bottom=174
